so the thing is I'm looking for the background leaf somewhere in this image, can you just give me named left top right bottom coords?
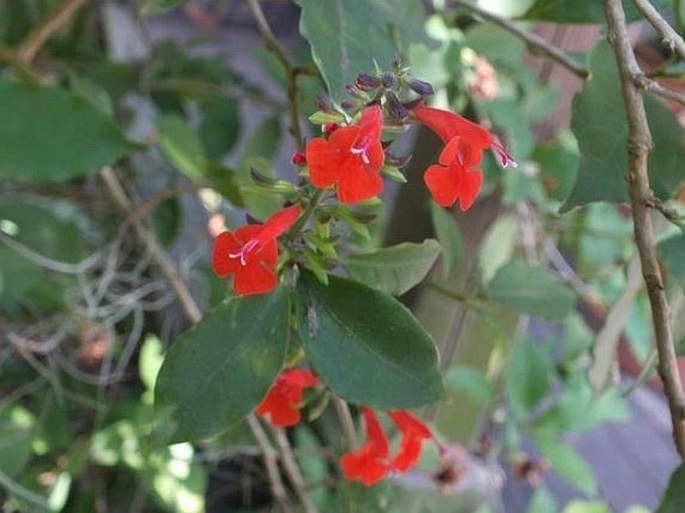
left=656, top=463, right=685, bottom=513
left=430, top=203, right=463, bottom=276
left=536, top=434, right=598, bottom=496
left=486, top=260, right=576, bottom=320
left=155, top=289, right=290, bottom=441
left=157, top=113, right=206, bottom=179
left=0, top=81, right=138, bottom=182
left=562, top=41, right=685, bottom=211
left=298, top=273, right=444, bottom=409
left=294, top=0, right=434, bottom=100
left=522, top=0, right=670, bottom=23
left=506, top=337, right=552, bottom=416
left=340, top=239, right=442, bottom=295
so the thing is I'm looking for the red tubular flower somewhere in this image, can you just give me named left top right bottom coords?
left=340, top=408, right=390, bottom=486
left=413, top=104, right=516, bottom=210
left=255, top=369, right=319, bottom=427
left=306, top=105, right=385, bottom=204
left=387, top=410, right=434, bottom=472
left=211, top=205, right=300, bottom=296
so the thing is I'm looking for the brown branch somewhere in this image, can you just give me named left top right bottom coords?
left=247, top=415, right=295, bottom=513
left=332, top=396, right=357, bottom=452
left=603, top=0, right=685, bottom=460
left=246, top=0, right=306, bottom=148
left=100, top=167, right=203, bottom=324
left=17, top=0, right=90, bottom=63
left=272, top=427, right=319, bottom=513
left=631, top=72, right=685, bottom=107
left=454, top=0, right=590, bottom=80
left=630, top=0, right=685, bottom=61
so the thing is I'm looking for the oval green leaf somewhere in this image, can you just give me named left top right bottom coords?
left=298, top=272, right=444, bottom=409
left=340, top=239, right=442, bottom=296
left=657, top=463, right=685, bottom=513
left=562, top=41, right=685, bottom=211
left=486, top=260, right=576, bottom=320
left=294, top=0, right=434, bottom=100
left=0, top=81, right=138, bottom=182
left=155, top=288, right=290, bottom=441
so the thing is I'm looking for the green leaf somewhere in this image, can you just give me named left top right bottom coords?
left=523, top=0, right=670, bottom=23
left=486, top=260, right=576, bottom=320
left=243, top=116, right=281, bottom=160
left=562, top=41, right=685, bottom=211
left=157, top=114, right=206, bottom=180
left=533, top=139, right=580, bottom=203
left=0, top=406, right=35, bottom=477
left=139, top=334, right=165, bottom=392
left=658, top=234, right=685, bottom=290
left=199, top=96, right=240, bottom=160
left=0, top=80, right=138, bottom=182
left=298, top=272, right=444, bottom=409
left=536, top=434, right=597, bottom=496
left=430, top=203, right=463, bottom=276
left=340, top=239, right=441, bottom=296
left=294, top=0, right=434, bottom=100
left=527, top=487, right=557, bottom=513
left=657, top=463, right=685, bottom=513
left=562, top=501, right=612, bottom=513
left=155, top=289, right=290, bottom=441
left=444, top=365, right=494, bottom=405
left=506, top=337, right=552, bottom=416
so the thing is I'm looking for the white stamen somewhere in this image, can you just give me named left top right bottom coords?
left=229, top=238, right=259, bottom=266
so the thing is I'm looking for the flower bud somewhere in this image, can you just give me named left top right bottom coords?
left=386, top=91, right=408, bottom=121
left=392, top=55, right=403, bottom=70
left=355, top=73, right=381, bottom=90
left=291, top=150, right=306, bottom=165
left=315, top=92, right=335, bottom=113
left=407, top=77, right=434, bottom=97
left=385, top=151, right=412, bottom=167
left=346, top=84, right=368, bottom=99
left=382, top=72, right=396, bottom=89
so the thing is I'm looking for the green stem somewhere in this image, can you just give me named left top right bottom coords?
left=288, top=188, right=326, bottom=239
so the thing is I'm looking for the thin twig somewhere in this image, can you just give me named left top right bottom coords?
left=272, top=427, right=319, bottom=513
left=454, top=0, right=590, bottom=80
left=17, top=0, right=90, bottom=63
left=588, top=255, right=643, bottom=392
left=603, top=0, right=685, bottom=460
left=246, top=0, right=306, bottom=147
left=630, top=0, right=685, bottom=61
left=247, top=415, right=294, bottom=513
left=636, top=75, right=685, bottom=107
left=100, top=167, right=203, bottom=324
left=332, top=396, right=357, bottom=452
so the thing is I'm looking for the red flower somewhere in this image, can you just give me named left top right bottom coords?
left=306, top=105, right=385, bottom=204
left=211, top=205, right=300, bottom=296
left=340, top=408, right=390, bottom=486
left=255, top=369, right=319, bottom=427
left=413, top=104, right=515, bottom=210
left=387, top=411, right=433, bottom=472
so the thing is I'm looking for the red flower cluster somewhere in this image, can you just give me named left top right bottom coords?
left=211, top=205, right=300, bottom=296
left=255, top=369, right=319, bottom=427
left=413, top=104, right=515, bottom=211
left=340, top=408, right=434, bottom=486
left=306, top=105, right=385, bottom=204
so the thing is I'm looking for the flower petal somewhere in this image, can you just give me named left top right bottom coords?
left=423, top=164, right=461, bottom=208
left=413, top=104, right=492, bottom=150
left=337, top=161, right=383, bottom=204
left=211, top=231, right=244, bottom=277
left=306, top=137, right=343, bottom=188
